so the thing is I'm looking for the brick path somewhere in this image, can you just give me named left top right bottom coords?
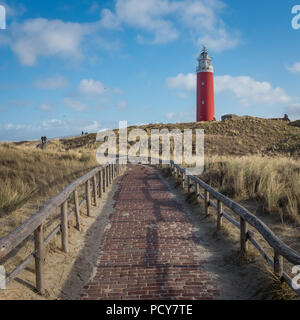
left=81, top=165, right=219, bottom=300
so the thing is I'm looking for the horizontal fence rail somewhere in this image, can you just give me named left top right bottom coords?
left=1, top=154, right=299, bottom=297
left=166, top=160, right=300, bottom=297
left=0, top=158, right=126, bottom=295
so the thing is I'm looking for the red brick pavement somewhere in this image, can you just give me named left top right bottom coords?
left=81, top=165, right=219, bottom=300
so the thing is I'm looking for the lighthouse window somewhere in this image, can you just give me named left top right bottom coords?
left=201, top=82, right=205, bottom=86
left=202, top=100, right=205, bottom=104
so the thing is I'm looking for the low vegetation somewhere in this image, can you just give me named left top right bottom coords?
left=200, top=155, right=300, bottom=224
left=0, top=116, right=299, bottom=299
left=0, top=116, right=299, bottom=234
left=0, top=142, right=97, bottom=237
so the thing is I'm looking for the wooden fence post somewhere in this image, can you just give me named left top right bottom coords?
left=217, top=200, right=223, bottom=230
left=61, top=200, right=69, bottom=253
left=106, top=166, right=109, bottom=187
left=187, top=176, right=191, bottom=193
left=108, top=165, right=110, bottom=185
left=182, top=173, right=185, bottom=189
left=274, top=250, right=283, bottom=279
left=240, top=217, right=248, bottom=254
left=74, top=189, right=81, bottom=231
left=204, top=190, right=210, bottom=216
left=98, top=171, right=102, bottom=198
left=34, top=224, right=45, bottom=295
left=196, top=183, right=200, bottom=202
left=102, top=168, right=106, bottom=193
left=86, top=180, right=91, bottom=216
left=93, top=175, right=97, bottom=206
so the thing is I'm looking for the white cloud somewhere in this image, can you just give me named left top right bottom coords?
left=176, top=91, right=189, bottom=99
left=116, top=100, right=128, bottom=111
left=197, top=28, right=239, bottom=52
left=40, top=118, right=100, bottom=132
left=100, top=8, right=121, bottom=30
left=166, top=73, right=291, bottom=106
left=88, top=2, right=100, bottom=14
left=1, top=0, right=238, bottom=67
left=41, top=119, right=63, bottom=128
left=100, top=0, right=239, bottom=49
left=215, top=75, right=291, bottom=105
left=166, top=112, right=176, bottom=120
left=0, top=1, right=26, bottom=17
left=0, top=118, right=102, bottom=141
left=35, top=75, right=69, bottom=89
left=285, top=103, right=300, bottom=119
left=286, top=62, right=300, bottom=73
left=177, top=0, right=238, bottom=51
left=38, top=103, right=56, bottom=113
left=5, top=18, right=96, bottom=66
left=166, top=73, right=196, bottom=91
left=113, top=0, right=179, bottom=44
left=64, top=98, right=87, bottom=112
left=166, top=110, right=193, bottom=122
left=78, top=79, right=106, bottom=95
left=63, top=79, right=112, bottom=112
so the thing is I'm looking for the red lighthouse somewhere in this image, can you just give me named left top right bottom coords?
left=196, top=47, right=215, bottom=122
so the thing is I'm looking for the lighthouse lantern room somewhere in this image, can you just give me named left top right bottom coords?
left=196, top=47, right=215, bottom=122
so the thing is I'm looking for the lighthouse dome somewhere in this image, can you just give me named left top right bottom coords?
left=197, top=47, right=214, bottom=73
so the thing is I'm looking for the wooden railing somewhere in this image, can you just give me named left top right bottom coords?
left=167, top=161, right=300, bottom=296
left=0, top=159, right=126, bottom=295
left=1, top=156, right=299, bottom=297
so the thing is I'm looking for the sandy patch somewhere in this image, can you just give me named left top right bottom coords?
left=0, top=170, right=126, bottom=300
left=154, top=167, right=285, bottom=300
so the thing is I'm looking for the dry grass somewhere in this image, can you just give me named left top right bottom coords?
left=1, top=117, right=299, bottom=235
left=0, top=117, right=299, bottom=299
left=199, top=155, right=300, bottom=224
left=0, top=142, right=97, bottom=237
left=138, top=117, right=300, bottom=156
left=53, top=117, right=300, bottom=156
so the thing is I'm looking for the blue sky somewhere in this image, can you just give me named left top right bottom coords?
left=0, top=0, right=300, bottom=141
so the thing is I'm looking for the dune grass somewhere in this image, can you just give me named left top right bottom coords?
left=0, top=143, right=97, bottom=221
left=200, top=155, right=300, bottom=224
left=1, top=117, right=299, bottom=231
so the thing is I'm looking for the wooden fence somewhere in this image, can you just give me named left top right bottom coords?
left=167, top=161, right=300, bottom=296
left=0, top=156, right=299, bottom=297
left=0, top=159, right=126, bottom=295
